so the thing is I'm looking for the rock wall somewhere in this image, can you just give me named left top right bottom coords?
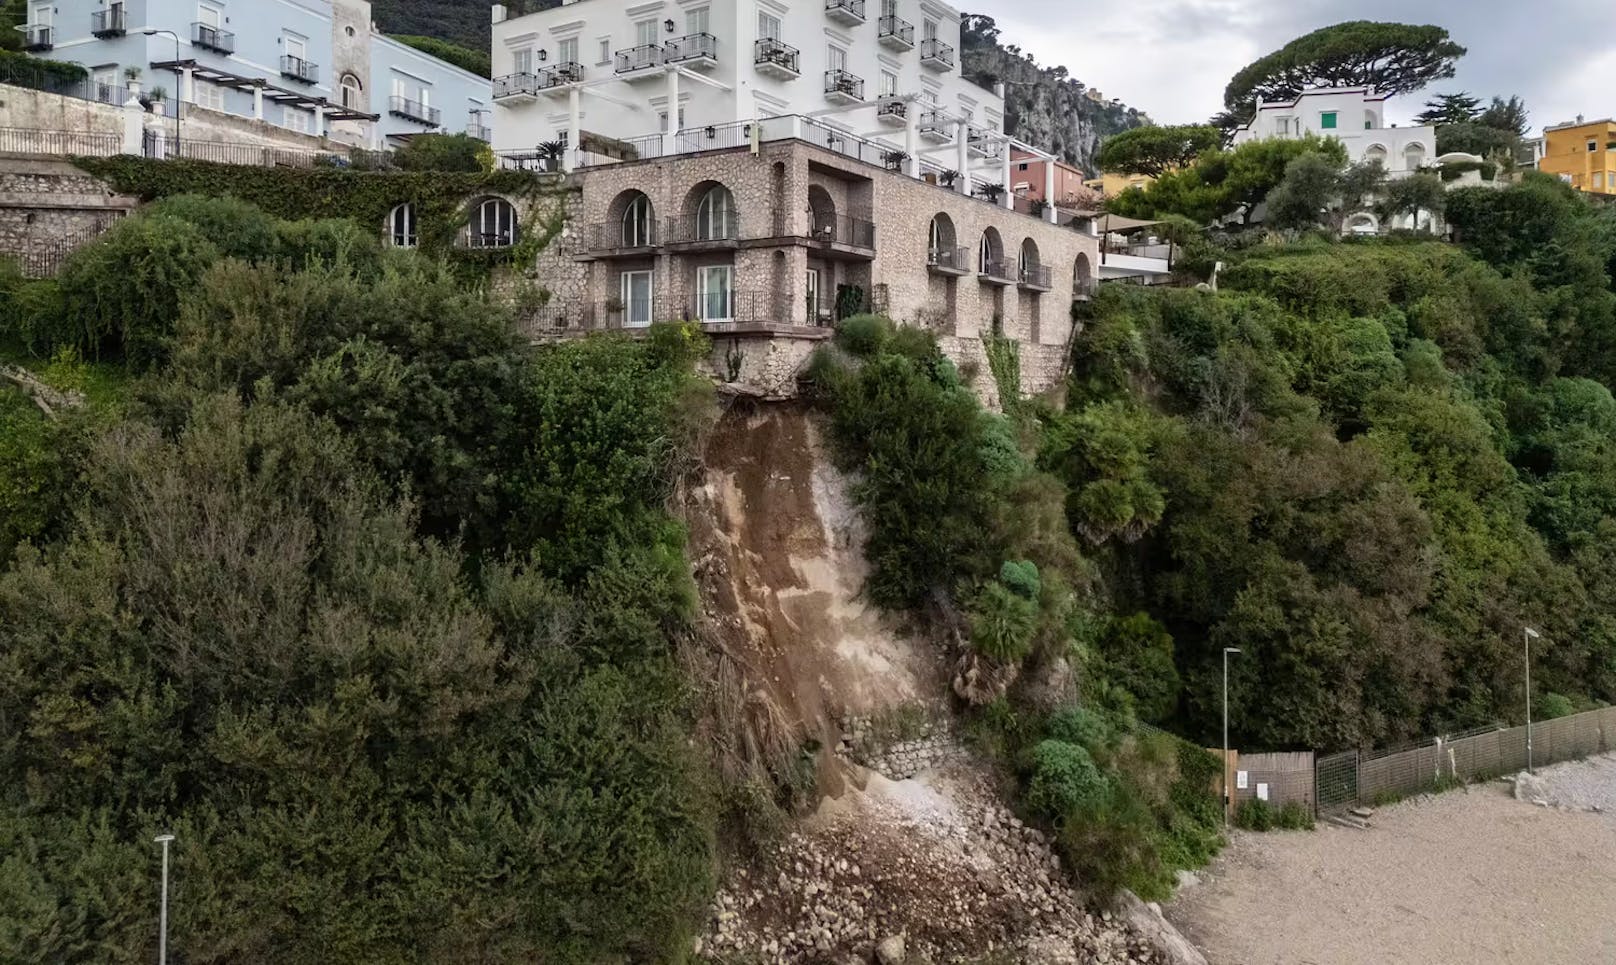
left=0, top=155, right=138, bottom=273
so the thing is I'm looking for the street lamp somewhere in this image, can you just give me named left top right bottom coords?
left=1524, top=627, right=1540, bottom=773
left=142, top=29, right=181, bottom=155
left=1223, top=646, right=1241, bottom=826
left=154, top=833, right=175, bottom=965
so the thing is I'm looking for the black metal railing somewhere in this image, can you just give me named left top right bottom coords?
left=664, top=32, right=717, bottom=64
left=466, top=123, right=491, bottom=141
left=796, top=211, right=876, bottom=249
left=674, top=120, right=757, bottom=153
left=877, top=100, right=907, bottom=122
left=192, top=22, right=235, bottom=54
left=141, top=130, right=344, bottom=167
left=824, top=69, right=864, bottom=100
left=588, top=298, right=661, bottom=329
left=584, top=220, right=660, bottom=251
left=824, top=0, right=866, bottom=20
left=663, top=215, right=741, bottom=245
left=878, top=15, right=914, bottom=46
left=969, top=126, right=1002, bottom=158
left=280, top=55, right=318, bottom=84
left=1019, top=264, right=1053, bottom=289
left=536, top=62, right=584, bottom=89
left=754, top=38, right=799, bottom=74
left=979, top=257, right=1014, bottom=282
left=615, top=44, right=663, bottom=73
left=91, top=9, right=127, bottom=37
left=920, top=37, right=955, bottom=67
left=494, top=72, right=536, bottom=98
left=22, top=24, right=52, bottom=50
left=918, top=111, right=952, bottom=138
left=927, top=246, right=970, bottom=273
left=690, top=291, right=786, bottom=324
left=0, top=126, right=122, bottom=157
left=389, top=96, right=441, bottom=126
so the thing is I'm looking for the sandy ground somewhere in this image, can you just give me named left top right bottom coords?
left=1166, top=755, right=1616, bottom=965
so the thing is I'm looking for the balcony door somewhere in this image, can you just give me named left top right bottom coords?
left=697, top=265, right=734, bottom=322
left=758, top=12, right=780, bottom=40
left=806, top=268, right=821, bottom=323
left=29, top=2, right=49, bottom=29
left=620, top=271, right=654, bottom=328
left=685, top=7, right=709, bottom=35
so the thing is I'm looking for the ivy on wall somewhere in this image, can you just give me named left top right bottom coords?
left=70, top=156, right=572, bottom=268
left=983, top=332, right=1022, bottom=409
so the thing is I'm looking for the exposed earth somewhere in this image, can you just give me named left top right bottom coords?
left=1166, top=754, right=1616, bottom=965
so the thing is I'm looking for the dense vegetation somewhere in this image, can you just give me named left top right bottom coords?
left=389, top=34, right=491, bottom=78
left=0, top=197, right=719, bottom=961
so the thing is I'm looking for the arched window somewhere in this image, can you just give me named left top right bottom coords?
left=339, top=73, right=363, bottom=111
left=1403, top=142, right=1428, bottom=172
left=388, top=202, right=417, bottom=248
left=978, top=227, right=1002, bottom=274
left=469, top=197, right=518, bottom=248
left=621, top=193, right=654, bottom=247
left=1364, top=144, right=1388, bottom=165
left=695, top=184, right=736, bottom=241
left=1019, top=238, right=1040, bottom=275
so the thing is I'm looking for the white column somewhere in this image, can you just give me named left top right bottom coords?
left=252, top=83, right=263, bottom=121
left=122, top=83, right=145, bottom=155
left=565, top=86, right=582, bottom=171
left=904, top=102, right=919, bottom=178
left=1044, top=156, right=1057, bottom=222
left=955, top=122, right=970, bottom=196
left=313, top=103, right=326, bottom=138
left=1001, top=140, right=1013, bottom=210
left=661, top=66, right=681, bottom=157
left=182, top=66, right=195, bottom=105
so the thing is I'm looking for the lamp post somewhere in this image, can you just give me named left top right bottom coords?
left=1223, top=646, right=1241, bottom=826
left=142, top=29, right=181, bottom=156
left=1524, top=627, right=1540, bottom=774
left=154, top=833, right=175, bottom=965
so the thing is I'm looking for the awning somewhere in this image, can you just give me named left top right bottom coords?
left=151, top=59, right=379, bottom=122
left=1098, top=214, right=1165, bottom=233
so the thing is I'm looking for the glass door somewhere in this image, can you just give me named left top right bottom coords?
left=805, top=269, right=821, bottom=324
left=698, top=266, right=733, bottom=321
left=621, top=271, right=654, bottom=328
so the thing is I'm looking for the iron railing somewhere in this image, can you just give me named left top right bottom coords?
left=141, top=130, right=343, bottom=167
left=794, top=210, right=876, bottom=249
left=1018, top=263, right=1053, bottom=289
left=389, top=96, right=441, bottom=126
left=91, top=9, right=127, bottom=37
left=615, top=43, right=663, bottom=73
left=280, top=55, right=319, bottom=84
left=690, top=291, right=787, bottom=324
left=588, top=298, right=661, bottom=329
left=919, top=38, right=955, bottom=68
left=493, top=72, right=536, bottom=98
left=754, top=38, right=800, bottom=74
left=5, top=220, right=118, bottom=278
left=0, top=126, right=122, bottom=157
left=824, top=69, right=864, bottom=100
left=877, top=100, right=907, bottom=122
left=918, top=111, right=952, bottom=139
left=824, top=0, right=866, bottom=20
left=583, top=219, right=660, bottom=251
left=663, top=215, right=741, bottom=245
left=21, top=24, right=51, bottom=51
left=192, top=22, right=234, bottom=54
left=664, top=32, right=717, bottom=64
left=927, top=246, right=970, bottom=273
left=674, top=120, right=759, bottom=153
left=877, top=15, right=915, bottom=46
left=536, top=62, right=583, bottom=89
left=979, top=258, right=1014, bottom=282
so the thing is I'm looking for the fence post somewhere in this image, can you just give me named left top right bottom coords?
left=122, top=83, right=145, bottom=156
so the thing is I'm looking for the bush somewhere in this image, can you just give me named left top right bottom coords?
left=999, top=559, right=1041, bottom=600
left=835, top=313, right=894, bottom=357
left=969, top=580, right=1039, bottom=663
left=146, top=194, right=279, bottom=261
left=394, top=132, right=489, bottom=173
left=1045, top=704, right=1112, bottom=753
left=1538, top=692, right=1575, bottom=720
left=275, top=218, right=383, bottom=276
left=1235, top=798, right=1315, bottom=831
left=1025, top=740, right=1109, bottom=820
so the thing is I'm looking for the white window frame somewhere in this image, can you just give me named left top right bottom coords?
left=923, top=18, right=937, bottom=40
left=622, top=194, right=654, bottom=247
left=197, top=4, right=221, bottom=28
left=388, top=203, right=418, bottom=248
left=282, top=105, right=310, bottom=133
left=685, top=7, right=709, bottom=35
left=758, top=12, right=781, bottom=40
left=697, top=265, right=734, bottom=321
left=635, top=19, right=657, bottom=46
left=827, top=45, right=847, bottom=72
left=30, top=2, right=51, bottom=27
left=696, top=185, right=735, bottom=240
left=805, top=268, right=821, bottom=319
left=192, top=80, right=226, bottom=112
left=557, top=37, right=579, bottom=65
left=339, top=73, right=363, bottom=109
left=285, top=35, right=306, bottom=61
left=879, top=71, right=897, bottom=98
left=597, top=38, right=611, bottom=65
left=621, top=270, right=654, bottom=328
left=471, top=198, right=518, bottom=248
left=513, top=48, right=533, bottom=74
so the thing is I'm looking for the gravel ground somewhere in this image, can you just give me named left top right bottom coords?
left=1165, top=754, right=1616, bottom=965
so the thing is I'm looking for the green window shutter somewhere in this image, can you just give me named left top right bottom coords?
left=1320, top=112, right=1338, bottom=130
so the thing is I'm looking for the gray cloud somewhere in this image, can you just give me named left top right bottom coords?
left=981, top=0, right=1611, bottom=134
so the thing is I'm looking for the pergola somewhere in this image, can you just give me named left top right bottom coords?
left=151, top=58, right=379, bottom=139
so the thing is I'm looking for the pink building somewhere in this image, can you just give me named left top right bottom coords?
left=1009, top=149, right=1089, bottom=206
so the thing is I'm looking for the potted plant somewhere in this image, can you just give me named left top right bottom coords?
left=1030, top=198, right=1050, bottom=217
left=536, top=138, right=567, bottom=172
left=939, top=169, right=959, bottom=188
left=976, top=182, right=1005, bottom=203
left=882, top=149, right=909, bottom=172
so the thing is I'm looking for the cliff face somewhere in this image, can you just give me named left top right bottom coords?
left=960, top=15, right=1148, bottom=174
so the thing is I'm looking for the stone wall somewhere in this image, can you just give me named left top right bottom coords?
left=0, top=154, right=138, bottom=273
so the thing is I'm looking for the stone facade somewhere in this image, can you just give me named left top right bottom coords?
left=0, top=155, right=138, bottom=275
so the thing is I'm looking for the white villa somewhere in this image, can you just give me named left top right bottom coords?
left=1232, top=85, right=1436, bottom=177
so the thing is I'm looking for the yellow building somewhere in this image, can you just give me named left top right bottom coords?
left=1083, top=171, right=1156, bottom=197
left=1538, top=118, right=1616, bottom=195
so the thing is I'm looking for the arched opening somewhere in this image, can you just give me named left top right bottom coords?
left=1403, top=142, right=1428, bottom=172
left=467, top=196, right=518, bottom=248
left=1019, top=237, right=1041, bottom=276
left=684, top=181, right=737, bottom=241
left=928, top=213, right=958, bottom=269
left=387, top=202, right=417, bottom=248
left=1364, top=143, right=1388, bottom=166
left=807, top=184, right=837, bottom=241
left=339, top=72, right=364, bottom=111
left=1073, top=252, right=1093, bottom=296
left=978, top=226, right=1004, bottom=275
left=609, top=189, right=656, bottom=247
left=1346, top=213, right=1379, bottom=236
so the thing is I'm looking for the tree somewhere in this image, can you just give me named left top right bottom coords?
left=1478, top=95, right=1530, bottom=136
left=1106, top=135, right=1347, bottom=227
left=1095, top=125, right=1222, bottom=177
left=389, top=34, right=490, bottom=78
left=1415, top=92, right=1482, bottom=126
left=1267, top=154, right=1387, bottom=232
left=1223, top=22, right=1466, bottom=122
left=1436, top=121, right=1522, bottom=159
left=1377, top=173, right=1447, bottom=232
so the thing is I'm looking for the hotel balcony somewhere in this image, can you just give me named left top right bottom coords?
left=389, top=96, right=441, bottom=126
left=91, top=9, right=126, bottom=38
left=979, top=258, right=1015, bottom=286
left=664, top=32, right=718, bottom=70
left=754, top=38, right=800, bottom=80
left=877, top=15, right=915, bottom=51
left=493, top=72, right=537, bottom=102
left=787, top=210, right=876, bottom=259
left=877, top=99, right=907, bottom=127
left=191, top=22, right=234, bottom=55
left=825, top=0, right=867, bottom=27
left=918, top=111, right=953, bottom=143
left=536, top=62, right=584, bottom=94
left=615, top=43, right=664, bottom=77
left=1018, top=263, right=1053, bottom=292
left=824, top=69, right=864, bottom=105
left=927, top=246, right=970, bottom=276
left=919, top=38, right=955, bottom=71
left=21, top=24, right=51, bottom=51
left=280, top=55, right=319, bottom=85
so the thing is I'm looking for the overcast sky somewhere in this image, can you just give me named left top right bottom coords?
left=982, top=0, right=1612, bottom=133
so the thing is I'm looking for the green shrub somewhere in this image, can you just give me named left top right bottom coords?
left=389, top=34, right=492, bottom=78
left=1096, top=613, right=1181, bottom=724
left=835, top=313, right=894, bottom=357
left=1045, top=705, right=1112, bottom=753
left=275, top=218, right=383, bottom=276
left=969, top=580, right=1039, bottom=663
left=999, top=559, right=1041, bottom=600
left=1025, top=740, right=1109, bottom=820
left=394, top=132, right=488, bottom=173
left=147, top=194, right=279, bottom=261
left=1538, top=692, right=1575, bottom=720
left=1277, top=801, right=1315, bottom=830
left=1234, top=798, right=1275, bottom=830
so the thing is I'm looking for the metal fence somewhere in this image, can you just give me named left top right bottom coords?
left=0, top=127, right=122, bottom=156
left=6, top=220, right=120, bottom=278
left=1, top=61, right=178, bottom=117
left=142, top=130, right=341, bottom=167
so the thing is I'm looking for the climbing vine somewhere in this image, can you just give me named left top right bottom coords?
left=982, top=332, right=1022, bottom=409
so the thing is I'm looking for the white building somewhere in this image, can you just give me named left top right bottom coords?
left=1231, top=85, right=1435, bottom=177
left=488, top=0, right=1006, bottom=182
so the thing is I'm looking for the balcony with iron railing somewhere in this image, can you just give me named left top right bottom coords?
left=22, top=24, right=51, bottom=51
left=824, top=69, right=864, bottom=104
left=664, top=32, right=718, bottom=68
left=1018, top=263, right=1053, bottom=292
left=927, top=246, right=971, bottom=276
left=615, top=43, right=664, bottom=75
left=918, top=110, right=953, bottom=142
left=91, top=9, right=126, bottom=38
left=191, top=22, right=234, bottom=54
left=691, top=291, right=792, bottom=327
left=582, top=219, right=660, bottom=254
left=280, top=55, right=318, bottom=84
left=979, top=257, right=1015, bottom=285
left=920, top=37, right=955, bottom=70
left=877, top=15, right=915, bottom=50
left=877, top=99, right=907, bottom=126
left=786, top=209, right=876, bottom=254
left=536, top=62, right=584, bottom=91
left=494, top=72, right=537, bottom=100
left=825, top=0, right=867, bottom=25
left=466, top=123, right=492, bottom=142
left=754, top=38, right=800, bottom=78
left=389, top=96, right=441, bottom=126
left=663, top=215, right=742, bottom=247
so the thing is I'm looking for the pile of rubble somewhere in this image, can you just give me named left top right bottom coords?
left=700, top=762, right=1171, bottom=964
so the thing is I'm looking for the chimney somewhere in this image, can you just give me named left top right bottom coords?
left=492, top=4, right=507, bottom=23
left=995, top=81, right=1005, bottom=98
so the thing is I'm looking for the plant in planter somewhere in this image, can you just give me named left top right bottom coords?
left=123, top=66, right=142, bottom=81
left=1030, top=198, right=1050, bottom=217
left=882, top=149, right=910, bottom=172
left=536, top=138, right=567, bottom=171
left=940, top=169, right=960, bottom=187
left=976, top=183, right=1005, bottom=203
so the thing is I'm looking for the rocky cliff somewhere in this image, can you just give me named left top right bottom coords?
left=960, top=14, right=1149, bottom=174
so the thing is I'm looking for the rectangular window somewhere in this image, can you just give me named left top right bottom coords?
left=879, top=71, right=896, bottom=97
left=806, top=268, right=821, bottom=321
left=1591, top=140, right=1600, bottom=153
left=597, top=38, right=611, bottom=64
left=685, top=7, right=709, bottom=35
left=923, top=19, right=937, bottom=40
left=285, top=35, right=306, bottom=60
left=557, top=37, right=579, bottom=64
left=392, top=76, right=406, bottom=101
left=827, top=45, right=846, bottom=72
left=621, top=270, right=654, bottom=328
left=635, top=19, right=657, bottom=46
left=194, top=80, right=225, bottom=111
left=758, top=12, right=781, bottom=40
left=513, top=48, right=532, bottom=73
left=881, top=0, right=896, bottom=14
left=197, top=4, right=220, bottom=28
left=419, top=86, right=431, bottom=110
left=698, top=265, right=734, bottom=321
left=1320, top=111, right=1338, bottom=130
left=282, top=106, right=310, bottom=133
left=1597, top=173, right=1607, bottom=189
